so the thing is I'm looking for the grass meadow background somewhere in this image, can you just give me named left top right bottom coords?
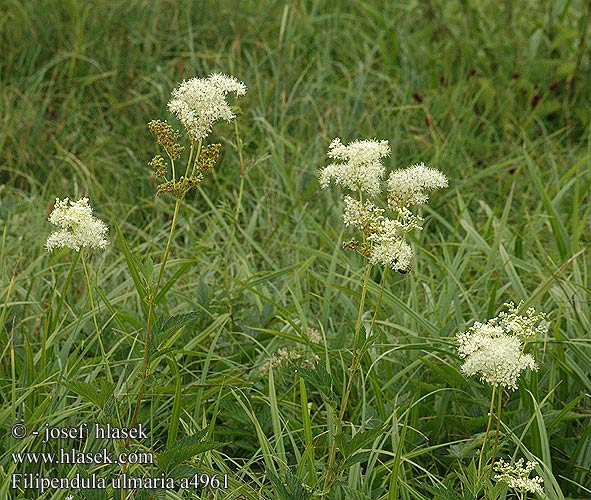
left=1, top=0, right=590, bottom=499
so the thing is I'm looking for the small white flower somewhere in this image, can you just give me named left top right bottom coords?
left=494, top=458, right=544, bottom=495
left=341, top=195, right=415, bottom=272
left=320, top=137, right=390, bottom=198
left=387, top=162, right=448, bottom=210
left=45, top=197, right=109, bottom=252
left=168, top=73, right=246, bottom=141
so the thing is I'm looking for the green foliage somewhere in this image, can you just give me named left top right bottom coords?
left=155, top=430, right=221, bottom=473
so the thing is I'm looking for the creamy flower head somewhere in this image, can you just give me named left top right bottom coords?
left=457, top=303, right=543, bottom=391
left=342, top=195, right=414, bottom=272
left=320, top=137, right=390, bottom=198
left=168, top=73, right=247, bottom=142
left=369, top=239, right=413, bottom=273
left=494, top=458, right=544, bottom=495
left=388, top=162, right=448, bottom=210
left=45, top=197, right=109, bottom=252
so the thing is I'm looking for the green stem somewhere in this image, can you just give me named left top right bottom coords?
left=129, top=196, right=182, bottom=432
left=82, top=251, right=126, bottom=500
left=234, top=118, right=245, bottom=177
left=81, top=251, right=113, bottom=384
left=478, top=385, right=497, bottom=479
left=323, top=261, right=372, bottom=495
left=224, top=131, right=246, bottom=319
left=361, top=267, right=387, bottom=351
left=491, top=387, right=503, bottom=475
left=42, top=253, right=79, bottom=377
left=130, top=137, right=201, bottom=433
left=189, top=139, right=202, bottom=178
left=340, top=261, right=372, bottom=420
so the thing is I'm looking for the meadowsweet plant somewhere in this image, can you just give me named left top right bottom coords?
left=130, top=73, right=247, bottom=434
left=320, top=137, right=447, bottom=493
left=45, top=197, right=114, bottom=382
left=457, top=302, right=548, bottom=477
left=322, top=140, right=448, bottom=274
left=494, top=458, right=545, bottom=499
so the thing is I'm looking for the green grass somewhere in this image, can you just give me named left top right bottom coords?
left=1, top=1, right=590, bottom=499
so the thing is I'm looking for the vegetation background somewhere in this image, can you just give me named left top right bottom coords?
left=1, top=0, right=590, bottom=499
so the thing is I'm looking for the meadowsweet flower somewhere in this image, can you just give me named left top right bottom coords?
left=45, top=197, right=109, bottom=252
left=168, top=73, right=247, bottom=142
left=387, top=162, right=448, bottom=211
left=494, top=458, right=545, bottom=496
left=457, top=303, right=546, bottom=390
left=491, top=301, right=548, bottom=339
left=342, top=196, right=384, bottom=233
left=305, top=328, right=322, bottom=344
left=320, top=138, right=390, bottom=198
left=369, top=239, right=413, bottom=273
left=457, top=323, right=537, bottom=390
left=342, top=195, right=414, bottom=272
left=321, top=137, right=447, bottom=272
left=259, top=348, right=319, bottom=375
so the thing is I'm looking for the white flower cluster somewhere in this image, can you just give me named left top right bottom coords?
left=168, top=73, right=247, bottom=142
left=494, top=458, right=544, bottom=495
left=321, top=137, right=447, bottom=272
left=320, top=138, right=390, bottom=198
left=45, top=197, right=109, bottom=252
left=305, top=327, right=322, bottom=344
left=342, top=196, right=415, bottom=272
left=387, top=162, right=448, bottom=211
left=457, top=303, right=545, bottom=390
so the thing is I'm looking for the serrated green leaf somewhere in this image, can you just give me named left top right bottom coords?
left=152, top=311, right=200, bottom=341
left=169, top=465, right=199, bottom=480
left=341, top=450, right=371, bottom=469
left=62, top=380, right=115, bottom=410
left=341, top=486, right=372, bottom=500
left=297, top=364, right=336, bottom=402
left=155, top=430, right=219, bottom=473
left=345, top=426, right=384, bottom=458
left=156, top=442, right=220, bottom=473
left=267, top=470, right=312, bottom=500
left=334, top=431, right=350, bottom=456
left=140, top=255, right=155, bottom=291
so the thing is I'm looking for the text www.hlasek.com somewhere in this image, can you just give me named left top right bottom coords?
left=12, top=449, right=153, bottom=465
